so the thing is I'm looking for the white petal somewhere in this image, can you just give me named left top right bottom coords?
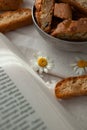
left=81, top=68, right=86, bottom=75
left=81, top=68, right=85, bottom=72
left=46, top=66, right=51, bottom=69
left=75, top=68, right=80, bottom=74
left=76, top=71, right=80, bottom=75
left=47, top=63, right=54, bottom=69
left=73, top=66, right=78, bottom=71
left=71, top=63, right=77, bottom=67
left=38, top=56, right=43, bottom=59
left=47, top=65, right=53, bottom=69
left=35, top=62, right=39, bottom=66
left=76, top=68, right=83, bottom=75
left=79, top=69, right=84, bottom=75
left=44, top=56, right=48, bottom=59
left=44, top=68, right=48, bottom=73
left=39, top=67, right=44, bottom=74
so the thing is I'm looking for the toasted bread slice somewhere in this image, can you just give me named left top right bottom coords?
left=54, top=3, right=72, bottom=19
left=60, top=0, right=87, bottom=14
left=0, top=0, right=23, bottom=11
left=35, top=0, right=54, bottom=33
left=51, top=18, right=87, bottom=41
left=55, top=75, right=87, bottom=99
left=0, top=8, right=33, bottom=33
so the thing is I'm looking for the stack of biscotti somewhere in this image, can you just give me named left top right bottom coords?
left=55, top=75, right=87, bottom=99
left=51, top=0, right=87, bottom=41
left=35, top=0, right=87, bottom=41
left=0, top=0, right=33, bottom=33
left=51, top=0, right=87, bottom=40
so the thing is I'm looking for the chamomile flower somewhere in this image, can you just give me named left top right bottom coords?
left=71, top=57, right=87, bottom=75
left=30, top=52, right=54, bottom=74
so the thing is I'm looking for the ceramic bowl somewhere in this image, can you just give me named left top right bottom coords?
left=32, top=4, right=87, bottom=53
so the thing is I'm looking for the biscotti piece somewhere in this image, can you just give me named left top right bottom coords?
left=60, top=0, right=87, bottom=14
left=35, top=0, right=42, bottom=26
left=55, top=75, right=87, bottom=99
left=35, top=0, right=41, bottom=11
left=35, top=0, right=54, bottom=33
left=54, top=3, right=72, bottom=19
left=35, top=11, right=41, bottom=27
left=51, top=18, right=87, bottom=41
left=0, top=8, right=33, bottom=33
left=0, top=0, right=23, bottom=11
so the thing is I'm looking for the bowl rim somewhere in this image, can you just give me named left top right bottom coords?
left=32, top=4, right=87, bottom=45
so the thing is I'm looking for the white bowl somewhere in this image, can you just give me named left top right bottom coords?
left=32, top=4, right=87, bottom=53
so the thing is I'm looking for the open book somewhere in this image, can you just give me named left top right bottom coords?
left=0, top=33, right=84, bottom=130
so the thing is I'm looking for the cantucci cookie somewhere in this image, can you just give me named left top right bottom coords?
left=0, top=8, right=33, bottom=33
left=51, top=18, right=87, bottom=41
left=55, top=75, right=87, bottom=99
left=60, top=0, right=87, bottom=14
left=35, top=0, right=55, bottom=33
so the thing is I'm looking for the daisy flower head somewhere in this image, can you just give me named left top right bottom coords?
left=71, top=57, right=87, bottom=75
left=30, top=52, right=54, bottom=74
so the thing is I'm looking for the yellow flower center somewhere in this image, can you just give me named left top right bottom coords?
left=37, top=57, right=48, bottom=67
left=77, top=60, right=87, bottom=68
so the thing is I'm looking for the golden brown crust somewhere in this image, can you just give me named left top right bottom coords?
left=55, top=75, right=87, bottom=99
left=0, top=0, right=23, bottom=11
left=35, top=0, right=55, bottom=33
left=0, top=8, right=33, bottom=33
left=60, top=0, right=87, bottom=14
left=51, top=18, right=87, bottom=40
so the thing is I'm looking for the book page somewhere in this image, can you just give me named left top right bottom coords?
left=0, top=64, right=74, bottom=130
left=0, top=33, right=75, bottom=130
left=0, top=58, right=75, bottom=130
left=0, top=67, right=47, bottom=130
